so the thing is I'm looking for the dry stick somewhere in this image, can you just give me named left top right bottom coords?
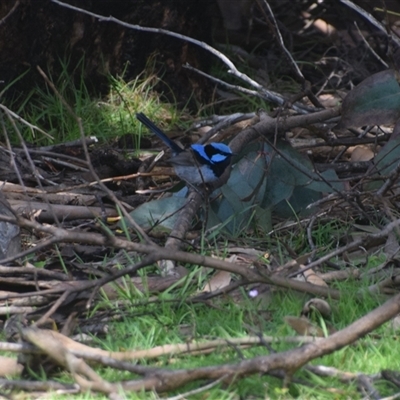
left=0, top=112, right=26, bottom=192
left=0, top=379, right=78, bottom=393
left=32, top=290, right=70, bottom=327
left=259, top=0, right=303, bottom=81
left=4, top=109, right=61, bottom=226
left=22, top=327, right=117, bottom=395
left=161, top=294, right=399, bottom=389
left=249, top=107, right=340, bottom=141
left=163, top=375, right=229, bottom=400
left=0, top=212, right=340, bottom=301
left=37, top=137, right=98, bottom=152
left=8, top=199, right=118, bottom=223
left=0, top=306, right=35, bottom=314
left=40, top=156, right=89, bottom=172
left=0, top=0, right=20, bottom=27
left=0, top=332, right=313, bottom=393
left=339, top=0, right=400, bottom=48
left=288, top=217, right=400, bottom=278
left=35, top=65, right=153, bottom=245
left=0, top=265, right=69, bottom=281
left=0, top=209, right=399, bottom=301
left=307, top=365, right=360, bottom=381
left=0, top=342, right=40, bottom=353
left=183, top=64, right=279, bottom=108
left=376, top=161, right=400, bottom=197
left=8, top=332, right=325, bottom=363
left=0, top=287, right=70, bottom=302
left=297, top=134, right=390, bottom=149
left=0, top=112, right=46, bottom=248
left=190, top=279, right=246, bottom=301
left=76, top=336, right=322, bottom=361
left=66, top=353, right=116, bottom=394
left=195, top=112, right=256, bottom=145
left=357, top=373, right=381, bottom=399
left=306, top=215, right=317, bottom=263
left=112, top=293, right=400, bottom=393
left=0, top=220, right=60, bottom=265
left=354, top=21, right=388, bottom=68
left=2, top=284, right=400, bottom=391
left=0, top=104, right=53, bottom=139
left=1, top=169, right=159, bottom=196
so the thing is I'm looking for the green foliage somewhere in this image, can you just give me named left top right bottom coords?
left=123, top=140, right=344, bottom=237
left=339, top=69, right=400, bottom=129
left=2, top=57, right=178, bottom=146
left=127, top=196, right=188, bottom=232
left=8, top=58, right=103, bottom=144
left=363, top=135, right=400, bottom=191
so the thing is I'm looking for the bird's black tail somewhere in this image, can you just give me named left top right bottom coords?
left=136, top=113, right=183, bottom=154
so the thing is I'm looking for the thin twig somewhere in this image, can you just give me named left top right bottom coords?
left=0, top=104, right=53, bottom=139
left=354, top=21, right=388, bottom=68
left=35, top=65, right=153, bottom=244
left=161, top=375, right=229, bottom=400
left=339, top=0, right=400, bottom=48
left=259, top=0, right=304, bottom=81
left=32, top=290, right=71, bottom=327
left=0, top=0, right=20, bottom=27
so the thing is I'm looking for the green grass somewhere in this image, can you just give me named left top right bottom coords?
left=2, top=58, right=180, bottom=147
left=59, top=272, right=399, bottom=399
left=2, top=251, right=398, bottom=399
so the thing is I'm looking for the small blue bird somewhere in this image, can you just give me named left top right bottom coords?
left=136, top=113, right=233, bottom=185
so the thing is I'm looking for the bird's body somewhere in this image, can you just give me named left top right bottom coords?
left=136, top=113, right=233, bottom=185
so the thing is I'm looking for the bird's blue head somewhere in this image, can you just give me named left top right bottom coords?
left=191, top=143, right=233, bottom=165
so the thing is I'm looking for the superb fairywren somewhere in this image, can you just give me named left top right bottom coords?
left=136, top=113, right=234, bottom=185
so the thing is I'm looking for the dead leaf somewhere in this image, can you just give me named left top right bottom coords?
left=299, top=265, right=328, bottom=287
left=201, top=270, right=231, bottom=293
left=285, top=315, right=337, bottom=336
left=338, top=69, right=400, bottom=129
left=350, top=146, right=374, bottom=162
left=0, top=356, right=23, bottom=377
left=302, top=298, right=332, bottom=319
left=284, top=316, right=324, bottom=336
left=352, top=224, right=381, bottom=234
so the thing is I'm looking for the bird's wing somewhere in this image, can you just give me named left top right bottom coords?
left=168, top=150, right=199, bottom=167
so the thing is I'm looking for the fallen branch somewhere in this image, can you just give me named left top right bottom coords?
left=17, top=293, right=400, bottom=393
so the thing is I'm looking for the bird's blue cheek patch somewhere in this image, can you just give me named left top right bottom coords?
left=211, top=143, right=232, bottom=154
left=211, top=153, right=226, bottom=162
left=191, top=142, right=232, bottom=165
left=191, top=144, right=209, bottom=160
